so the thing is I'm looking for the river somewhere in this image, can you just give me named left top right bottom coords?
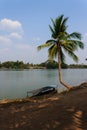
left=0, top=69, right=87, bottom=99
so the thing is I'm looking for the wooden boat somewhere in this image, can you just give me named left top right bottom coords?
left=27, top=85, right=58, bottom=97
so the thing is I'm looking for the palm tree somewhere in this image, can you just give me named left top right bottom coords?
left=37, top=15, right=84, bottom=90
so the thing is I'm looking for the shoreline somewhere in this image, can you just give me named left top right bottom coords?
left=0, top=82, right=87, bottom=105
left=0, top=82, right=87, bottom=130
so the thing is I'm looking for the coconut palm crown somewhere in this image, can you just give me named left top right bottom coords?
left=37, top=15, right=84, bottom=90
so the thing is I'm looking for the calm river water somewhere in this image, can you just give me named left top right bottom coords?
left=0, top=69, right=87, bottom=99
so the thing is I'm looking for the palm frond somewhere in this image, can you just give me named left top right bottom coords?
left=37, top=14, right=84, bottom=64
left=60, top=48, right=65, bottom=63
left=75, top=41, right=84, bottom=49
left=67, top=40, right=84, bottom=50
left=50, top=18, right=56, bottom=28
left=50, top=18, right=58, bottom=38
left=48, top=44, right=57, bottom=59
left=37, top=43, right=51, bottom=51
left=49, top=25, right=56, bottom=38
left=68, top=32, right=82, bottom=40
left=68, top=51, right=78, bottom=62
left=61, top=17, right=68, bottom=32
left=55, top=15, right=64, bottom=35
left=46, top=39, right=57, bottom=44
left=64, top=41, right=78, bottom=51
left=63, top=47, right=78, bottom=62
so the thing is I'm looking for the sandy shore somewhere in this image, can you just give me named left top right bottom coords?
left=0, top=82, right=87, bottom=130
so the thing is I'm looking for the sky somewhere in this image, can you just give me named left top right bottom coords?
left=0, top=0, right=87, bottom=64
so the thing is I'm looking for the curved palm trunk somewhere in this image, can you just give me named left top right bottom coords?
left=57, top=45, right=71, bottom=90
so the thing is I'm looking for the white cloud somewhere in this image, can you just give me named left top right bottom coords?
left=0, top=18, right=23, bottom=33
left=84, top=33, right=87, bottom=36
left=0, top=18, right=46, bottom=63
left=83, top=33, right=87, bottom=42
left=3, top=43, right=47, bottom=63
left=0, top=18, right=24, bottom=47
left=0, top=48, right=9, bottom=53
left=0, top=36, right=12, bottom=46
left=9, top=32, right=22, bottom=39
left=17, top=44, right=33, bottom=50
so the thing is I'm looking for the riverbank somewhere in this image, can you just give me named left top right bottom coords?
left=0, top=82, right=87, bottom=130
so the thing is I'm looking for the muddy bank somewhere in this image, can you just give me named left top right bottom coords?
left=0, top=82, right=87, bottom=130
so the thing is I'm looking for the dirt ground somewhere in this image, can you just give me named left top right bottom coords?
left=0, top=82, right=87, bottom=130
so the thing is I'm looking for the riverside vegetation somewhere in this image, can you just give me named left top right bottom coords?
left=0, top=60, right=87, bottom=70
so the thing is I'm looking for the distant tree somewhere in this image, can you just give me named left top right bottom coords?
left=0, top=62, right=2, bottom=68
left=2, top=61, right=14, bottom=68
left=38, top=15, right=84, bottom=90
left=46, top=60, right=57, bottom=69
left=61, top=62, right=68, bottom=69
left=39, top=62, right=46, bottom=67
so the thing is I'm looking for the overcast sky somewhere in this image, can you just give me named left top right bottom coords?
left=0, top=0, right=87, bottom=64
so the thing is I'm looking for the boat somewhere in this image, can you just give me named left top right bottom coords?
left=27, top=85, right=58, bottom=97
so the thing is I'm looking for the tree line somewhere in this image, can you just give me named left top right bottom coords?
left=0, top=60, right=87, bottom=70
left=0, top=61, right=29, bottom=69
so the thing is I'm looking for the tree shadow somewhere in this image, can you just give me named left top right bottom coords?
left=0, top=87, right=87, bottom=130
